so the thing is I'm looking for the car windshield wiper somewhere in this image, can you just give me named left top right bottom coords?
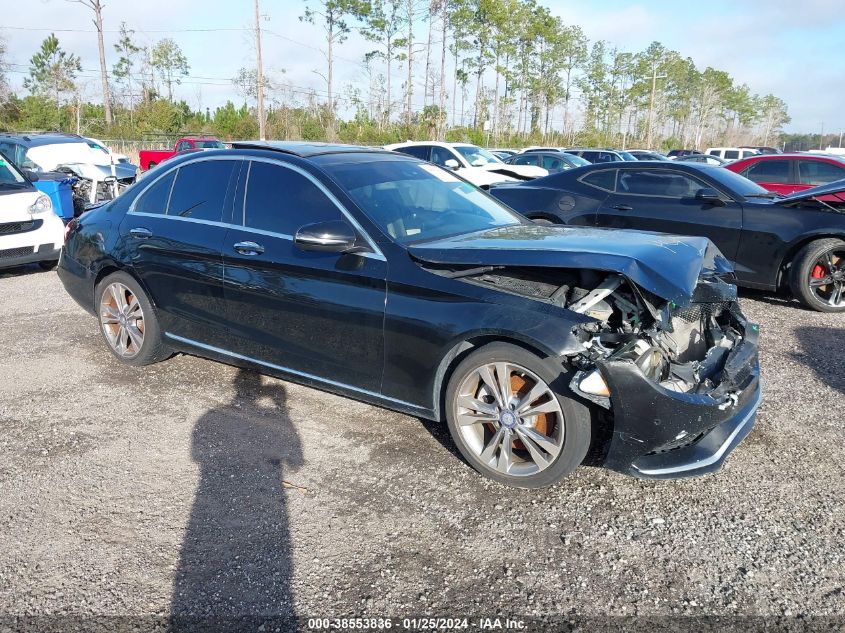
left=744, top=192, right=782, bottom=199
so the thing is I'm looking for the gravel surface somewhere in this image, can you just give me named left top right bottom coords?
left=0, top=266, right=843, bottom=629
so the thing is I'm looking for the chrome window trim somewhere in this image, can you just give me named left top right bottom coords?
left=127, top=153, right=386, bottom=261
left=164, top=332, right=423, bottom=412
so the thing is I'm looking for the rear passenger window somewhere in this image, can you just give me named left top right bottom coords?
left=134, top=170, right=176, bottom=215
left=580, top=169, right=617, bottom=192
left=168, top=160, right=238, bottom=222
left=798, top=160, right=845, bottom=186
left=243, top=161, right=343, bottom=236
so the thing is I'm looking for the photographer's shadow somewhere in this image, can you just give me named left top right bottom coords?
left=170, top=368, right=303, bottom=629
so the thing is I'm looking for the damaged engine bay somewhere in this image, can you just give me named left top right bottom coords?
left=438, top=264, right=754, bottom=409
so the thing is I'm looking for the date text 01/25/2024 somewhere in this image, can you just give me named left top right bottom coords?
left=307, top=617, right=527, bottom=630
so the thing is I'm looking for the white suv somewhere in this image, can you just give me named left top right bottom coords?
left=705, top=147, right=760, bottom=161
left=385, top=141, right=547, bottom=187
left=0, top=154, right=65, bottom=271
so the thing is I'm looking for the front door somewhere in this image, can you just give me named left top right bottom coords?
left=222, top=159, right=387, bottom=392
left=595, top=167, right=743, bottom=264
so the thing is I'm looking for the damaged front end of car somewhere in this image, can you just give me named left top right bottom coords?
left=423, top=251, right=760, bottom=479
left=563, top=271, right=761, bottom=478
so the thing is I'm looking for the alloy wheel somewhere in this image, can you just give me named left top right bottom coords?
left=99, top=282, right=145, bottom=358
left=454, top=362, right=564, bottom=477
left=808, top=249, right=845, bottom=308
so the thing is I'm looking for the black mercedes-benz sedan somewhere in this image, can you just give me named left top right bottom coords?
left=58, top=142, right=761, bottom=488
left=489, top=162, right=845, bottom=312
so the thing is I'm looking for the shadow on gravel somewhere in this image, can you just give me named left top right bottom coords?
left=792, top=326, right=845, bottom=395
left=170, top=368, right=303, bottom=631
left=737, top=287, right=808, bottom=311
left=0, top=263, right=56, bottom=279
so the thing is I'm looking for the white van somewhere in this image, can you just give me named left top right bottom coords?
left=705, top=147, right=760, bottom=161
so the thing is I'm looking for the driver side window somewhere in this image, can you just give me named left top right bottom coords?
left=430, top=146, right=456, bottom=167
left=243, top=161, right=345, bottom=236
left=617, top=170, right=707, bottom=198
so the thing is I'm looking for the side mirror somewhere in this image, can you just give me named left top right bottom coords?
left=23, top=169, right=39, bottom=182
left=294, top=220, right=364, bottom=253
left=695, top=187, right=725, bottom=206
left=444, top=158, right=460, bottom=170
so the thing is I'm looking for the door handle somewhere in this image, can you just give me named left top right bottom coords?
left=129, top=227, right=152, bottom=239
left=612, top=204, right=633, bottom=211
left=233, top=241, right=264, bottom=256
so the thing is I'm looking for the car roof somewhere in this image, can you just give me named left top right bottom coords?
left=230, top=140, right=388, bottom=157
left=0, top=133, right=91, bottom=147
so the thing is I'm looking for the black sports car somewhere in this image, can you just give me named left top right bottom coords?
left=58, top=143, right=761, bottom=488
left=490, top=161, right=845, bottom=312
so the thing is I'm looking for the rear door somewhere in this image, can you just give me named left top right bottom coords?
left=120, top=157, right=241, bottom=347
left=797, top=159, right=845, bottom=195
left=221, top=158, right=387, bottom=392
left=595, top=167, right=743, bottom=262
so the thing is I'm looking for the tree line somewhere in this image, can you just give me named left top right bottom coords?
left=0, top=0, right=792, bottom=150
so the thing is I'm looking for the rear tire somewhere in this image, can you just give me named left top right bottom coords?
left=95, top=271, right=171, bottom=365
left=445, top=342, right=592, bottom=488
left=788, top=238, right=845, bottom=312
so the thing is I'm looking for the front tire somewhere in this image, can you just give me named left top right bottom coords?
left=789, top=238, right=845, bottom=312
left=95, top=271, right=171, bottom=365
left=445, top=342, right=592, bottom=488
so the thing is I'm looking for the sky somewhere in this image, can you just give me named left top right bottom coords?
left=1, top=0, right=843, bottom=134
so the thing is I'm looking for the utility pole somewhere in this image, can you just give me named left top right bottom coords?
left=645, top=62, right=666, bottom=150
left=254, top=0, right=267, bottom=140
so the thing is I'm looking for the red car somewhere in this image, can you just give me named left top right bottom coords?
left=726, top=153, right=845, bottom=197
left=138, top=136, right=225, bottom=171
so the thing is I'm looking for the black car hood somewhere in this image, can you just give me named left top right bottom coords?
left=408, top=224, right=732, bottom=305
left=778, top=178, right=845, bottom=203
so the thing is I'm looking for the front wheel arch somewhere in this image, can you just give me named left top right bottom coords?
left=433, top=335, right=560, bottom=422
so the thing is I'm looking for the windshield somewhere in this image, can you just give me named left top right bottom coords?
left=323, top=158, right=522, bottom=244
left=0, top=152, right=27, bottom=186
left=196, top=140, right=225, bottom=149
left=453, top=145, right=503, bottom=166
left=618, top=151, right=638, bottom=161
left=707, top=166, right=770, bottom=197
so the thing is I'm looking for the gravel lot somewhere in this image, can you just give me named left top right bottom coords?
left=0, top=266, right=843, bottom=629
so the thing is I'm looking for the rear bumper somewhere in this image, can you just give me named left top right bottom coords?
left=57, top=250, right=97, bottom=315
left=598, top=340, right=761, bottom=480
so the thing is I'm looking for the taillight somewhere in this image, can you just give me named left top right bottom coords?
left=64, top=217, right=78, bottom=243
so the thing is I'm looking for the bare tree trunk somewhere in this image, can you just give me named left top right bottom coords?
left=438, top=3, right=447, bottom=139
left=423, top=0, right=435, bottom=109
left=405, top=0, right=414, bottom=125
left=451, top=45, right=459, bottom=127
left=327, top=19, right=335, bottom=139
